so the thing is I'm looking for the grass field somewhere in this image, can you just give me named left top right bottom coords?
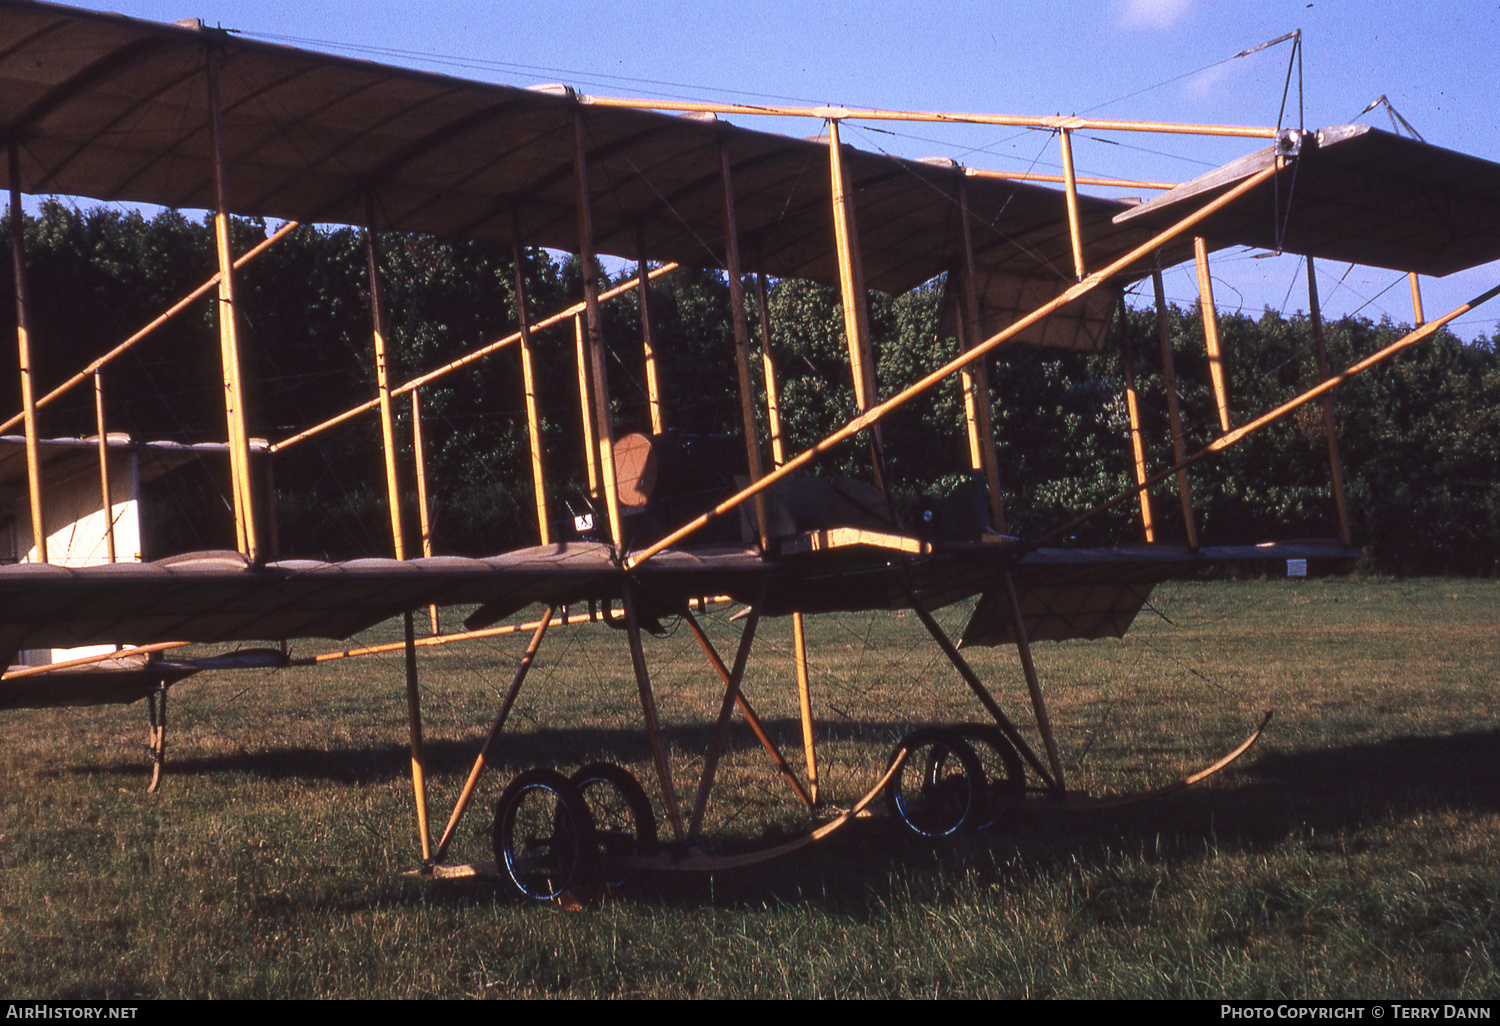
left=0, top=576, right=1495, bottom=998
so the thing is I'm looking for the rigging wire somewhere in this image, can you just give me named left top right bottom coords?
left=843, top=120, right=1074, bottom=287
left=243, top=23, right=1293, bottom=191
left=956, top=30, right=1302, bottom=173
left=246, top=31, right=833, bottom=110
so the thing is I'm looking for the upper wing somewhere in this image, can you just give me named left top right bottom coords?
left=0, top=0, right=1140, bottom=348
left=1115, top=125, right=1500, bottom=277
left=5, top=3, right=1500, bottom=355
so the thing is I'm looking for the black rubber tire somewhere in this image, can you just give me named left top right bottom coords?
left=569, top=762, right=658, bottom=880
left=493, top=768, right=597, bottom=900
left=884, top=727, right=987, bottom=839
left=952, top=725, right=1026, bottom=830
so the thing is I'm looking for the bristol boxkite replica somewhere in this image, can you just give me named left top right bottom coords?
left=0, top=1, right=1497, bottom=898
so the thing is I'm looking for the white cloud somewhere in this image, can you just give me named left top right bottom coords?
left=1119, top=0, right=1192, bottom=30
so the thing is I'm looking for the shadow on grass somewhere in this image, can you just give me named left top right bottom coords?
left=76, top=717, right=921, bottom=786
left=608, top=728, right=1500, bottom=914
left=69, top=722, right=1497, bottom=916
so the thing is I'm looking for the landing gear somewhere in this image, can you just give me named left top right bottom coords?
left=493, top=769, right=596, bottom=900
left=570, top=762, right=658, bottom=882
left=885, top=728, right=987, bottom=838
left=146, top=685, right=168, bottom=793
left=952, top=725, right=1026, bottom=830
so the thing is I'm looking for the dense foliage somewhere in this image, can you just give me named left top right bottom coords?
left=2, top=202, right=1495, bottom=574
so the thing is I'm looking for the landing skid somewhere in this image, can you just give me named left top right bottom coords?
left=425, top=749, right=907, bottom=881
left=1002, top=711, right=1273, bottom=814
left=423, top=710, right=1267, bottom=888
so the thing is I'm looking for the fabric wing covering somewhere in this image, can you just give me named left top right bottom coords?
left=1116, top=124, right=1500, bottom=277
left=0, top=0, right=1133, bottom=351
left=3, top=2, right=1500, bottom=349
left=961, top=540, right=1360, bottom=647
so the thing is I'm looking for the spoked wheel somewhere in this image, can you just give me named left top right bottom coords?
left=493, top=768, right=597, bottom=900
left=885, top=728, right=986, bottom=839
left=570, top=762, right=658, bottom=883
left=952, top=725, right=1026, bottom=829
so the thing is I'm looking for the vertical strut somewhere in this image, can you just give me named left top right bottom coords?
left=94, top=372, right=116, bottom=562
left=146, top=685, right=168, bottom=794
left=719, top=142, right=771, bottom=549
left=826, top=118, right=891, bottom=504
left=573, top=111, right=624, bottom=550
left=206, top=48, right=258, bottom=561
left=755, top=274, right=787, bottom=467
left=956, top=176, right=1006, bottom=531
left=574, top=314, right=601, bottom=507
left=431, top=608, right=555, bottom=864
left=1059, top=128, right=1086, bottom=280
left=622, top=580, right=684, bottom=841
left=790, top=610, right=817, bottom=804
left=1117, top=296, right=1155, bottom=542
left=637, top=225, right=665, bottom=435
left=9, top=143, right=45, bottom=563
left=1194, top=237, right=1232, bottom=434
left=1152, top=266, right=1198, bottom=548
left=403, top=612, right=431, bottom=862
left=511, top=232, right=551, bottom=545
left=366, top=199, right=406, bottom=560
left=756, top=272, right=818, bottom=802
left=410, top=391, right=438, bottom=631
left=1305, top=259, right=1352, bottom=546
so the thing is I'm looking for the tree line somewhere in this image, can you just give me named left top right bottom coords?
left=2, top=202, right=1495, bottom=575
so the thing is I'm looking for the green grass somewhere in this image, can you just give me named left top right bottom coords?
left=0, top=577, right=1496, bottom=998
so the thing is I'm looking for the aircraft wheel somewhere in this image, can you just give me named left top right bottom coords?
left=493, top=768, right=597, bottom=901
left=953, top=725, right=1026, bottom=829
left=885, top=728, right=986, bottom=839
left=570, top=762, right=658, bottom=881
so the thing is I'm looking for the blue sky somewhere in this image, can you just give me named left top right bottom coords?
left=56, top=0, right=1500, bottom=340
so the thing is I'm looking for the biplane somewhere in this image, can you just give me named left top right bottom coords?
left=1, top=0, right=1498, bottom=900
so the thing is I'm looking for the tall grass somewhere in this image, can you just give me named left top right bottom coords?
left=0, top=577, right=1495, bottom=997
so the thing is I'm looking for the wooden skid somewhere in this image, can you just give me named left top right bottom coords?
left=424, top=749, right=906, bottom=881
left=422, top=710, right=1266, bottom=884
left=1012, top=712, right=1273, bottom=813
